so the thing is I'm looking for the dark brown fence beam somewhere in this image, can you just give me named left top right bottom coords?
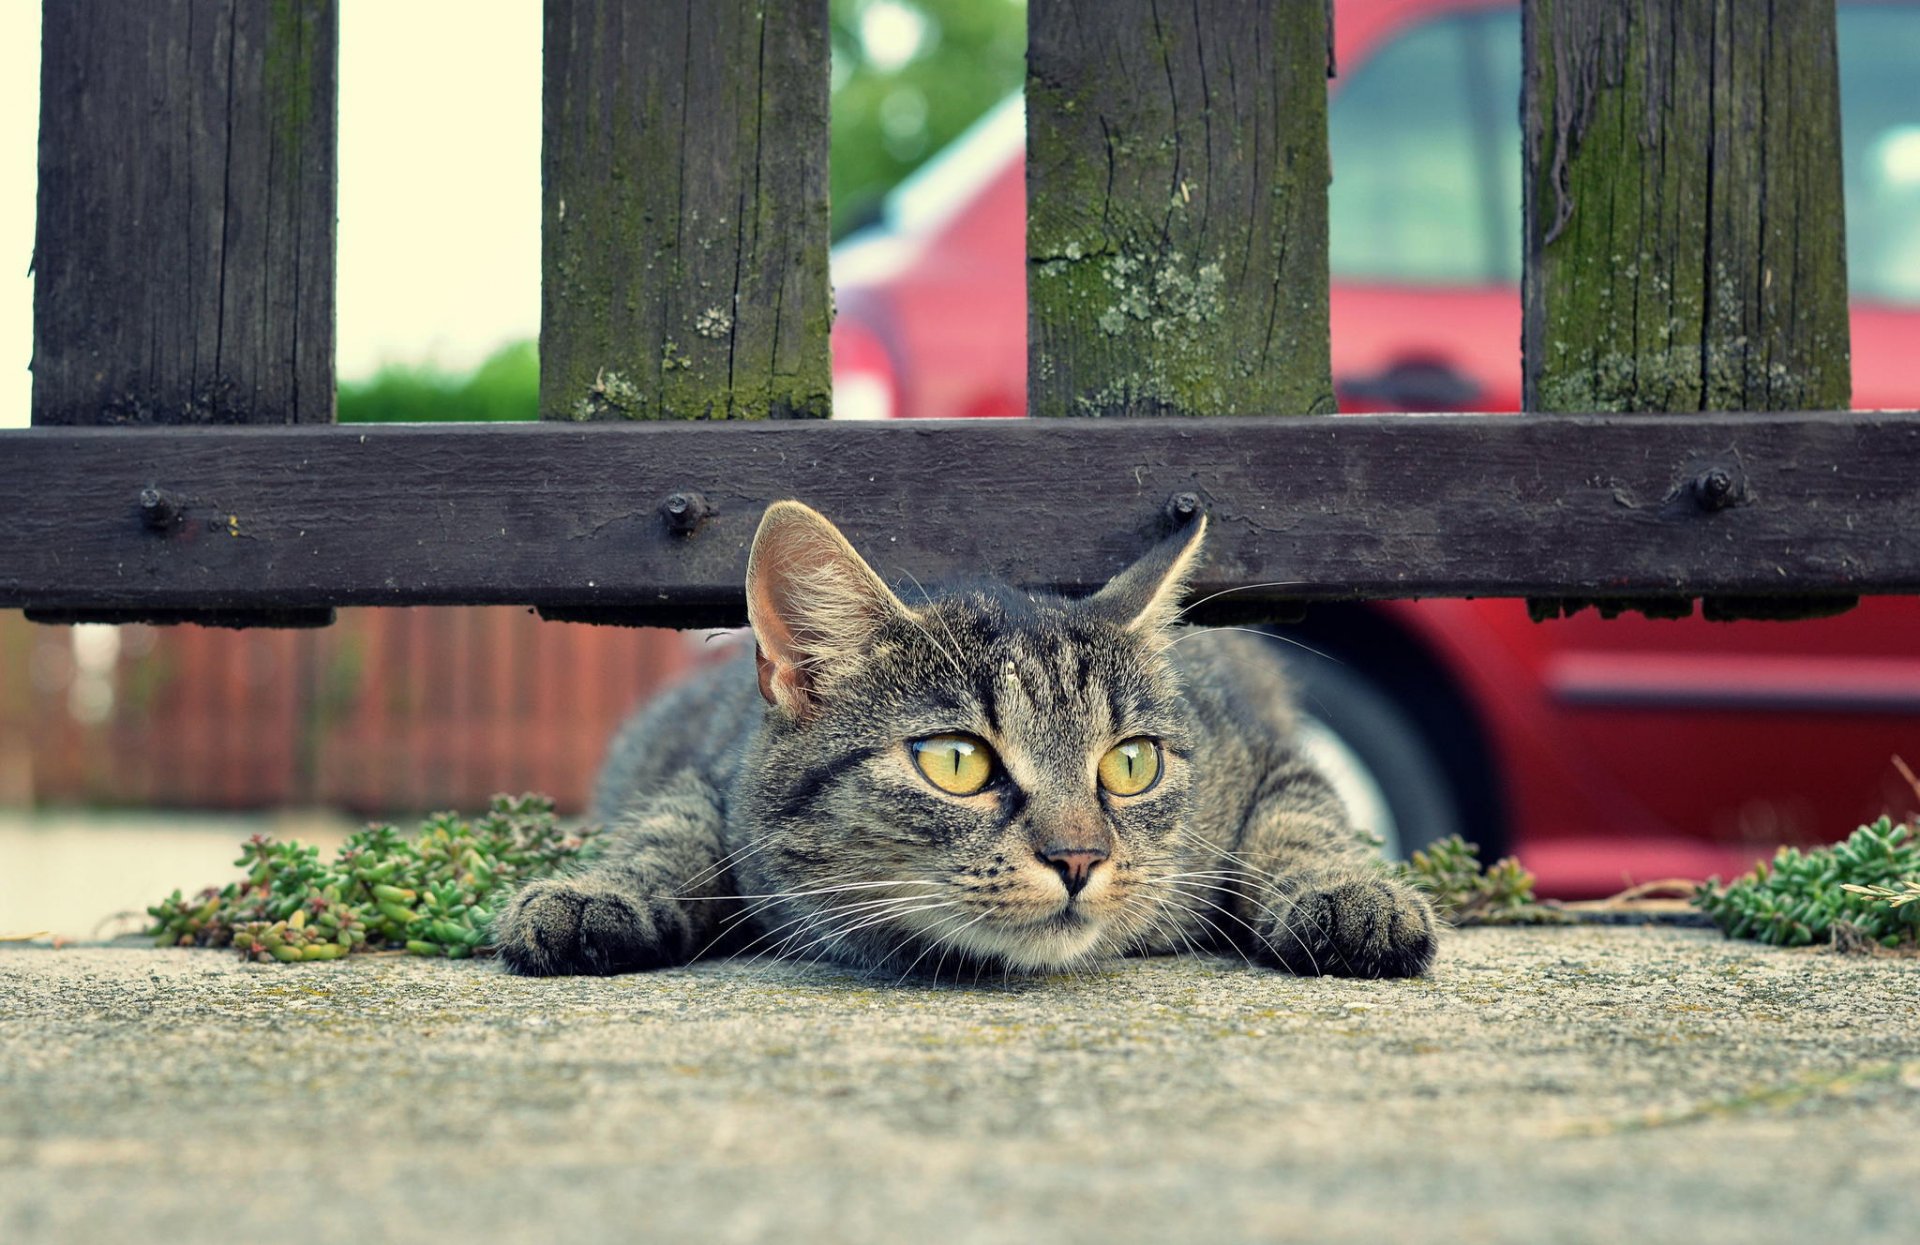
left=33, top=0, right=338, bottom=428
left=1027, top=0, right=1334, bottom=417
left=1, top=414, right=1915, bottom=625
left=541, top=0, right=832, bottom=422
left=1522, top=0, right=1850, bottom=414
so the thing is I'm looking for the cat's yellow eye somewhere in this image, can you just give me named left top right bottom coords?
left=1098, top=738, right=1161, bottom=796
left=911, top=734, right=996, bottom=796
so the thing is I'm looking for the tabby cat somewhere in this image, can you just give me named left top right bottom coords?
left=494, top=502, right=1438, bottom=979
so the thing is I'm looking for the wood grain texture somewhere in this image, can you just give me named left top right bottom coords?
left=540, top=0, right=832, bottom=421
left=32, top=0, right=337, bottom=426
left=2, top=414, right=1915, bottom=625
left=1027, top=0, right=1334, bottom=417
left=1522, top=0, right=1851, bottom=413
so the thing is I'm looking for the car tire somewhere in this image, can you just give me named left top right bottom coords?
left=1272, top=641, right=1467, bottom=861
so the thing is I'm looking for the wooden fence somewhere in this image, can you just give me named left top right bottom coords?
left=3, top=4, right=1915, bottom=653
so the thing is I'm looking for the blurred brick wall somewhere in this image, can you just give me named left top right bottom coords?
left=0, top=609, right=696, bottom=814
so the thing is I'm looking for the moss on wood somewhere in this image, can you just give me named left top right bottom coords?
left=541, top=0, right=831, bottom=422
left=1027, top=0, right=1334, bottom=418
left=1522, top=0, right=1851, bottom=414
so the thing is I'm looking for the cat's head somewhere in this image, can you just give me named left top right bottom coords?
left=737, top=501, right=1206, bottom=974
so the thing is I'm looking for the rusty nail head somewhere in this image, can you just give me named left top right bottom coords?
left=1692, top=467, right=1742, bottom=511
left=139, top=486, right=177, bottom=530
left=662, top=491, right=712, bottom=534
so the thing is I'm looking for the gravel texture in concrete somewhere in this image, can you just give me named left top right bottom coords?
left=2, top=927, right=1918, bottom=1244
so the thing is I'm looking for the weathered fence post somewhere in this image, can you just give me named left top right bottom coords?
left=33, top=0, right=337, bottom=428
left=30, top=0, right=338, bottom=627
left=541, top=0, right=832, bottom=422
left=1522, top=0, right=1851, bottom=415
left=1522, top=0, right=1856, bottom=621
left=1027, top=0, right=1335, bottom=418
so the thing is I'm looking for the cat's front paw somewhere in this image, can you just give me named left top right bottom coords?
left=1258, top=876, right=1437, bottom=978
left=492, top=878, right=690, bottom=976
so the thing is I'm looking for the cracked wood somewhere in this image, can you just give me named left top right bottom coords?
left=1027, top=0, right=1335, bottom=417
left=1521, top=0, right=1851, bottom=413
left=31, top=0, right=337, bottom=426
left=540, top=0, right=832, bottom=421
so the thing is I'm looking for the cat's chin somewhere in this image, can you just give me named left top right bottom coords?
left=938, top=911, right=1110, bottom=973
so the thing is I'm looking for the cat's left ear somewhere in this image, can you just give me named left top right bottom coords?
left=1086, top=514, right=1209, bottom=633
left=745, top=501, right=914, bottom=717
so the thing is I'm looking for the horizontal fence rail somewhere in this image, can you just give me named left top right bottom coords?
left=2, top=414, right=1916, bottom=625
left=14, top=0, right=1912, bottom=636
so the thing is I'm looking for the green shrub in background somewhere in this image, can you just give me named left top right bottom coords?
left=338, top=339, right=538, bottom=424
left=830, top=0, right=1026, bottom=236
left=147, top=795, right=595, bottom=961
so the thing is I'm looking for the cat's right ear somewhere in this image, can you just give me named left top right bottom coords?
left=745, top=501, right=913, bottom=717
left=1086, top=512, right=1209, bottom=633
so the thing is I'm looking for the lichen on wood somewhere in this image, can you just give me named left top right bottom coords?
left=541, top=0, right=832, bottom=422
left=1522, top=0, right=1851, bottom=415
left=1027, top=0, right=1335, bottom=418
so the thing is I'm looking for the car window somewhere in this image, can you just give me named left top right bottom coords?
left=1328, top=16, right=1501, bottom=284
left=1331, top=4, right=1920, bottom=305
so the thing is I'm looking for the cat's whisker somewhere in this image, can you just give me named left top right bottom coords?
left=751, top=890, right=946, bottom=949
left=716, top=872, right=941, bottom=924
left=1274, top=891, right=1361, bottom=977
left=784, top=899, right=962, bottom=969
left=1144, top=891, right=1236, bottom=949
left=1147, top=868, right=1269, bottom=890
left=1167, top=828, right=1362, bottom=977
left=691, top=878, right=944, bottom=903
left=1148, top=892, right=1258, bottom=970
left=882, top=907, right=985, bottom=983
left=1137, top=879, right=1270, bottom=965
left=893, top=911, right=967, bottom=982
left=748, top=906, right=877, bottom=969
left=1143, top=869, right=1270, bottom=911
left=1168, top=579, right=1315, bottom=621
left=1152, top=907, right=1210, bottom=960
left=671, top=829, right=786, bottom=897
left=1097, top=901, right=1153, bottom=957
left=1137, top=875, right=1257, bottom=901
left=931, top=919, right=971, bottom=983
left=925, top=903, right=990, bottom=983
left=1152, top=624, right=1341, bottom=668
left=896, top=569, right=972, bottom=684
left=771, top=893, right=957, bottom=957
left=1170, top=829, right=1295, bottom=885
left=712, top=888, right=949, bottom=964
left=902, top=910, right=994, bottom=984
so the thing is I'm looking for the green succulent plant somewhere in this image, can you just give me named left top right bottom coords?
left=147, top=794, right=594, bottom=962
left=1693, top=816, right=1920, bottom=949
left=1393, top=835, right=1559, bottom=925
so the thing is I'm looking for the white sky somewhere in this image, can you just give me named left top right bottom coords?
left=0, top=5, right=36, bottom=430
left=0, top=1, right=543, bottom=429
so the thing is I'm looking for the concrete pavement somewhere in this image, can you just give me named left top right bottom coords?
left=3, top=926, right=1917, bottom=1243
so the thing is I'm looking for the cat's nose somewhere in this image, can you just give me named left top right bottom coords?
left=1038, top=846, right=1109, bottom=897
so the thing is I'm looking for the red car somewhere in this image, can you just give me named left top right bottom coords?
left=828, top=0, right=1920, bottom=896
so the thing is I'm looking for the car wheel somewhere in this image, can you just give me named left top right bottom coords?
left=1273, top=641, right=1467, bottom=861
